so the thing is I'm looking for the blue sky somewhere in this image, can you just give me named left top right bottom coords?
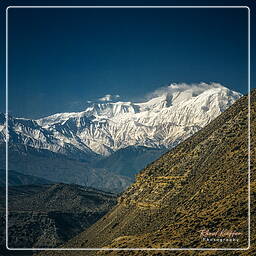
left=0, top=4, right=250, bottom=118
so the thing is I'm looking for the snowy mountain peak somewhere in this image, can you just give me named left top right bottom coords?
left=1, top=83, right=242, bottom=157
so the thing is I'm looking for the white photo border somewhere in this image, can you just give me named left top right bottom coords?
left=5, top=5, right=251, bottom=251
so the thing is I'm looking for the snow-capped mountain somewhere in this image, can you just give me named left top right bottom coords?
left=0, top=113, right=98, bottom=160
left=0, top=83, right=242, bottom=158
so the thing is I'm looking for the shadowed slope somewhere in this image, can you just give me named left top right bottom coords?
left=2, top=184, right=117, bottom=249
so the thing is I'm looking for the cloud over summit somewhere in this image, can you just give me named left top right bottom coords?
left=146, top=82, right=227, bottom=100
left=98, top=94, right=121, bottom=102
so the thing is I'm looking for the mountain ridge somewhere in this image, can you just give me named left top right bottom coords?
left=0, top=83, right=241, bottom=158
left=0, top=143, right=132, bottom=193
left=1, top=183, right=117, bottom=249
left=0, top=83, right=242, bottom=193
left=0, top=169, right=54, bottom=187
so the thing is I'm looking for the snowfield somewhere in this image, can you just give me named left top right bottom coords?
left=1, top=82, right=242, bottom=158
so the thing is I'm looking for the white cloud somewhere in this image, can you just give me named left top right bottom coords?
left=146, top=82, right=226, bottom=99
left=98, top=94, right=120, bottom=102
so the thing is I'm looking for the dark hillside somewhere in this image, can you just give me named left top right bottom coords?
left=1, top=184, right=117, bottom=249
